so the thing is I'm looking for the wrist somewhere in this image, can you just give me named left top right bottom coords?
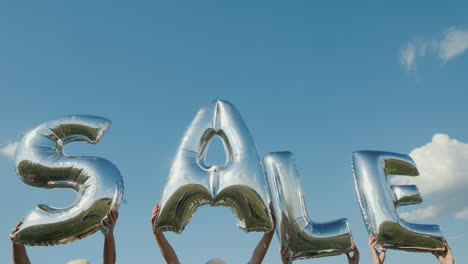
left=12, top=242, right=24, bottom=248
left=105, top=232, right=114, bottom=240
left=154, top=231, right=162, bottom=239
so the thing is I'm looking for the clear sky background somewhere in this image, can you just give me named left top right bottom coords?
left=1, top=1, right=467, bottom=263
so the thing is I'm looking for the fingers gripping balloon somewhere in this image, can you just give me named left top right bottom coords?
left=154, top=100, right=273, bottom=233
left=264, top=152, right=354, bottom=262
left=352, top=151, right=445, bottom=251
left=13, top=115, right=124, bottom=246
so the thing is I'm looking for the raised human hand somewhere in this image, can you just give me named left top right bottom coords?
left=279, top=244, right=292, bottom=264
left=346, top=245, right=360, bottom=264
left=103, top=207, right=119, bottom=236
left=151, top=202, right=160, bottom=231
left=368, top=235, right=386, bottom=264
left=432, top=242, right=454, bottom=264
left=9, top=218, right=24, bottom=242
left=269, top=202, right=276, bottom=231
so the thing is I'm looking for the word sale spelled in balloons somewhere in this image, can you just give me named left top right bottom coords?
left=8, top=100, right=445, bottom=262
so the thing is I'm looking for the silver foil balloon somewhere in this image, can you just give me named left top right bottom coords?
left=264, top=151, right=354, bottom=262
left=12, top=115, right=124, bottom=246
left=352, top=151, right=445, bottom=251
left=154, top=100, right=273, bottom=233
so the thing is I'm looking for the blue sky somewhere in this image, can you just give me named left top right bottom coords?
left=1, top=1, right=467, bottom=263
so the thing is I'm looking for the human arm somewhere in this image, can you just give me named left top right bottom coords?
left=432, top=242, right=454, bottom=264
left=103, top=209, right=119, bottom=264
left=10, top=219, right=31, bottom=264
left=151, top=203, right=180, bottom=264
left=368, top=235, right=386, bottom=264
left=279, top=244, right=292, bottom=264
left=346, top=246, right=359, bottom=264
left=248, top=203, right=276, bottom=264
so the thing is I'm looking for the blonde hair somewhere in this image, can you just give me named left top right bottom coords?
left=206, top=258, right=227, bottom=264
left=66, top=260, right=90, bottom=264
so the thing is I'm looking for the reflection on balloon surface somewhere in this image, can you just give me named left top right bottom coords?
left=155, top=100, right=273, bottom=233
left=264, top=151, right=354, bottom=262
left=13, top=115, right=124, bottom=246
left=352, top=151, right=445, bottom=251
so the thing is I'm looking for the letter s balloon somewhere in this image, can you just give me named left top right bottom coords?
left=12, top=115, right=124, bottom=246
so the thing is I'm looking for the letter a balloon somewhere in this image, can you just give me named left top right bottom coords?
left=154, top=100, right=273, bottom=233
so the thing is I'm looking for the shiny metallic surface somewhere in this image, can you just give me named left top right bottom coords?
left=264, top=151, right=354, bottom=261
left=391, top=185, right=422, bottom=207
left=13, top=115, right=124, bottom=246
left=352, top=151, right=445, bottom=251
left=155, top=100, right=273, bottom=233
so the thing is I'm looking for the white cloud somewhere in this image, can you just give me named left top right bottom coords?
left=400, top=205, right=442, bottom=221
left=0, top=142, right=18, bottom=159
left=399, top=40, right=429, bottom=72
left=439, top=27, right=468, bottom=62
left=206, top=258, right=227, bottom=264
left=392, top=134, right=468, bottom=220
left=400, top=43, right=416, bottom=71
left=400, top=27, right=468, bottom=71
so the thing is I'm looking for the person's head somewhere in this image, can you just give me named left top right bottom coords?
left=206, top=258, right=227, bottom=264
left=67, top=260, right=90, bottom=264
